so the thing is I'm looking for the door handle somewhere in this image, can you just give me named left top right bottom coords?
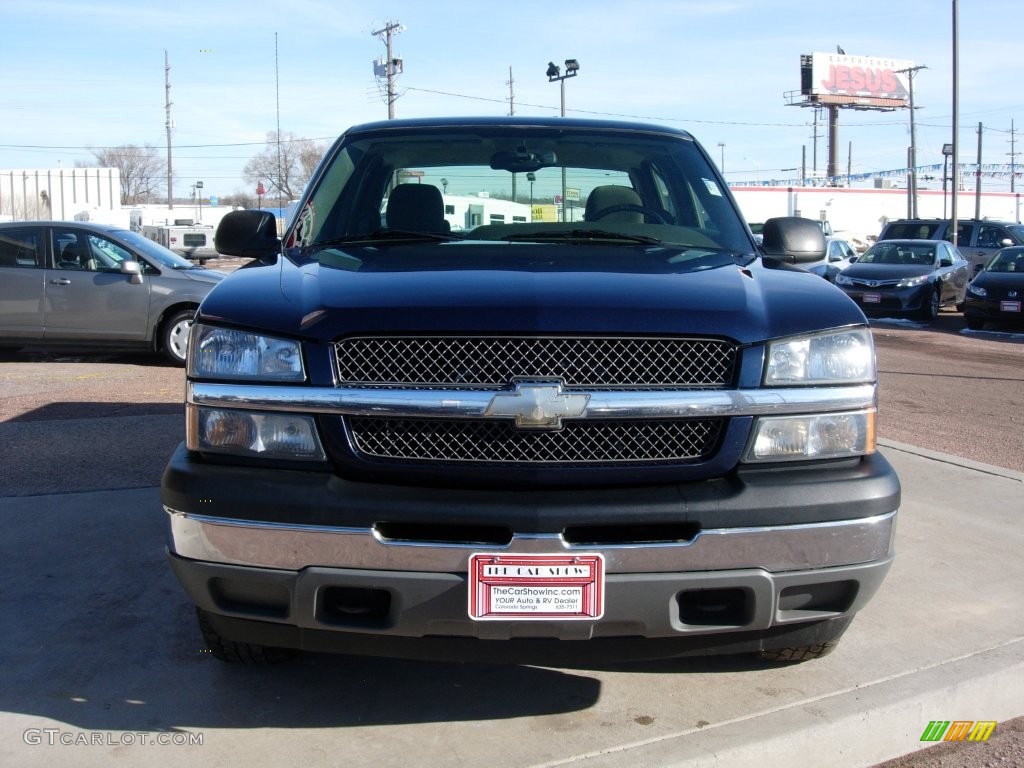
left=49, top=278, right=72, bottom=285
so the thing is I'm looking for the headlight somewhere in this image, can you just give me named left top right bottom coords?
left=187, top=405, right=326, bottom=461
left=967, top=284, right=987, bottom=297
left=765, top=328, right=875, bottom=385
left=896, top=274, right=929, bottom=288
left=745, top=409, right=876, bottom=462
left=189, top=324, right=305, bottom=381
left=834, top=274, right=853, bottom=286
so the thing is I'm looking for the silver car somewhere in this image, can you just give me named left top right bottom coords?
left=0, top=220, right=225, bottom=364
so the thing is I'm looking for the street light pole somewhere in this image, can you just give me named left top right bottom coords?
left=547, top=59, right=579, bottom=221
left=942, top=143, right=953, bottom=218
left=527, top=171, right=536, bottom=221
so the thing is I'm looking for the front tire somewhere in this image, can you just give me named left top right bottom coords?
left=757, top=639, right=840, bottom=663
left=917, top=287, right=940, bottom=321
left=965, top=315, right=986, bottom=331
left=196, top=608, right=296, bottom=664
left=161, top=308, right=195, bottom=365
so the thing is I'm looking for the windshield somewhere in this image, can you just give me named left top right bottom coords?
left=1007, top=225, right=1024, bottom=243
left=986, top=248, right=1024, bottom=272
left=116, top=229, right=200, bottom=269
left=859, top=242, right=937, bottom=266
left=284, top=123, right=752, bottom=261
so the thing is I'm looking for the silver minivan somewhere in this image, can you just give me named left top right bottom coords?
left=878, top=218, right=1024, bottom=274
left=0, top=221, right=225, bottom=364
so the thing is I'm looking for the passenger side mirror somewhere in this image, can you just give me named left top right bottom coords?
left=939, top=258, right=953, bottom=268
left=760, top=217, right=826, bottom=264
left=215, top=210, right=280, bottom=264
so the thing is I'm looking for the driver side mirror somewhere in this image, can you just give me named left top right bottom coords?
left=120, top=259, right=143, bottom=285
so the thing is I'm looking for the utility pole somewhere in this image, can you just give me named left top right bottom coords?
left=951, top=0, right=959, bottom=245
left=275, top=32, right=282, bottom=212
left=1009, top=119, right=1019, bottom=194
left=506, top=66, right=515, bottom=116
left=812, top=107, right=820, bottom=182
left=975, top=122, right=983, bottom=220
left=508, top=67, right=516, bottom=201
left=896, top=64, right=927, bottom=218
left=165, top=50, right=173, bottom=209
left=372, top=21, right=404, bottom=119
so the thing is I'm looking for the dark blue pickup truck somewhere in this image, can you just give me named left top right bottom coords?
left=161, top=117, right=900, bottom=664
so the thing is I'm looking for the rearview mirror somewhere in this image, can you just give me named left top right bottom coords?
left=490, top=149, right=557, bottom=173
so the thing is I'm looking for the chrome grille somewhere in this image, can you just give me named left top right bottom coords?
left=335, top=336, right=736, bottom=389
left=848, top=278, right=900, bottom=289
left=348, top=417, right=722, bottom=464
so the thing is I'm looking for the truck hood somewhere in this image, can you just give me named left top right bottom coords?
left=198, top=242, right=865, bottom=345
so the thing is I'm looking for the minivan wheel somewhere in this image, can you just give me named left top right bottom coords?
left=161, top=309, right=195, bottom=365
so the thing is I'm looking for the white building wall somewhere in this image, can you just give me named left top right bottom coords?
left=731, top=185, right=1024, bottom=243
left=0, top=168, right=121, bottom=223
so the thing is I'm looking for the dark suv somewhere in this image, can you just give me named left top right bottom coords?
left=878, top=218, right=1024, bottom=273
left=162, top=117, right=899, bottom=666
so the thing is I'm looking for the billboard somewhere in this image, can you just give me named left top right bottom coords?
left=800, top=52, right=914, bottom=109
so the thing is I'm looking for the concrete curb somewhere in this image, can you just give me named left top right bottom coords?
left=878, top=438, right=1024, bottom=484
left=535, top=640, right=1024, bottom=768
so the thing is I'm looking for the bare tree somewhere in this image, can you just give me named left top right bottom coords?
left=219, top=191, right=256, bottom=209
left=243, top=131, right=328, bottom=202
left=84, top=144, right=167, bottom=205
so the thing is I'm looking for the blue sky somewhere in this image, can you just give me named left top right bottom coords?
left=2, top=0, right=1021, bottom=200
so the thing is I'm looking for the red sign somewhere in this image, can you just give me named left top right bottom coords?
left=256, top=181, right=266, bottom=196
left=468, top=553, right=605, bottom=621
left=820, top=65, right=902, bottom=98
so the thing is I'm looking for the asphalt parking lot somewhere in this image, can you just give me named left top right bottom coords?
left=0, top=317, right=1021, bottom=767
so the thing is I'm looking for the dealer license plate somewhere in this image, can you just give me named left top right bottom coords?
left=863, top=293, right=881, bottom=304
left=1000, top=300, right=1021, bottom=313
left=468, top=553, right=605, bottom=621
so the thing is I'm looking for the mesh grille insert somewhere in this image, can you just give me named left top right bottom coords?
left=348, top=417, right=722, bottom=464
left=335, top=336, right=736, bottom=389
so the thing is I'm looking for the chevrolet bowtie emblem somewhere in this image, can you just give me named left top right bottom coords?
left=484, top=382, right=590, bottom=429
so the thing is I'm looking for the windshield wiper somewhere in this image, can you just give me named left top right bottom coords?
left=498, top=229, right=666, bottom=246
left=306, top=229, right=463, bottom=251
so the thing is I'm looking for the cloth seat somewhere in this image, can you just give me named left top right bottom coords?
left=59, top=242, right=86, bottom=269
left=584, top=185, right=644, bottom=223
left=386, top=184, right=448, bottom=232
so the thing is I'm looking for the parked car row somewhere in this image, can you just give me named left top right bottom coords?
left=787, top=216, right=1023, bottom=331
left=877, top=217, right=1024, bottom=274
